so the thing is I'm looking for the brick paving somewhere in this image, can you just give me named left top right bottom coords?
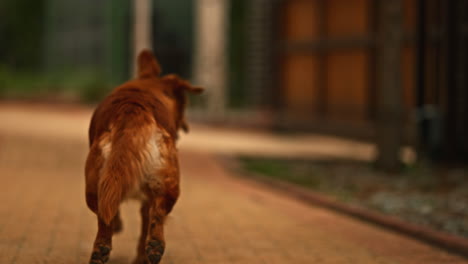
left=0, top=104, right=467, bottom=264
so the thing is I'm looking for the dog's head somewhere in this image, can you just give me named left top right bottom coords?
left=137, top=49, right=204, bottom=134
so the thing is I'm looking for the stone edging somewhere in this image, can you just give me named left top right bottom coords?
left=218, top=156, right=468, bottom=259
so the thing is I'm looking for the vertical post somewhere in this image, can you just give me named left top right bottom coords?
left=246, top=0, right=274, bottom=108
left=316, top=0, right=328, bottom=116
left=107, top=0, right=130, bottom=85
left=443, top=0, right=458, bottom=159
left=133, top=0, right=153, bottom=76
left=454, top=0, right=468, bottom=157
left=193, top=0, right=229, bottom=119
left=375, top=0, right=404, bottom=171
left=247, top=0, right=282, bottom=111
left=415, top=0, right=428, bottom=157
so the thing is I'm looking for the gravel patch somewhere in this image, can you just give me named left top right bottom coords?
left=239, top=156, right=468, bottom=239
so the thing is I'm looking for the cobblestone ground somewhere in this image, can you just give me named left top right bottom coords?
left=0, top=104, right=467, bottom=264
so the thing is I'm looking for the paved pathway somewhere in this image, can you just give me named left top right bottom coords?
left=0, top=104, right=466, bottom=263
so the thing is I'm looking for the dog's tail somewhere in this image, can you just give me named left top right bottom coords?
left=97, top=143, right=127, bottom=225
left=97, top=130, right=141, bottom=225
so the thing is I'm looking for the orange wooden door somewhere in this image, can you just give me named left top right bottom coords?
left=280, top=0, right=416, bottom=123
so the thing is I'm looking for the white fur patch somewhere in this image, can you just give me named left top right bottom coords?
left=100, top=141, right=112, bottom=159
left=142, top=133, right=164, bottom=175
left=141, top=132, right=166, bottom=191
left=98, top=129, right=168, bottom=201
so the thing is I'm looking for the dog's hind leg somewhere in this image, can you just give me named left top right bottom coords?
left=133, top=201, right=150, bottom=264
left=144, top=195, right=167, bottom=264
left=144, top=183, right=179, bottom=264
left=89, top=215, right=119, bottom=264
left=112, top=210, right=123, bottom=234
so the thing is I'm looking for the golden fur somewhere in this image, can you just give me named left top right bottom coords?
left=84, top=50, right=203, bottom=264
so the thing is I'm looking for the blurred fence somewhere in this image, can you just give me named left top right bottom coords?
left=0, top=0, right=467, bottom=162
left=0, top=0, right=191, bottom=102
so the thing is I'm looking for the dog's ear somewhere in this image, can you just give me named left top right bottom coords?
left=185, top=85, right=204, bottom=94
left=162, top=74, right=203, bottom=134
left=137, top=49, right=162, bottom=79
left=180, top=119, right=190, bottom=133
left=162, top=74, right=204, bottom=94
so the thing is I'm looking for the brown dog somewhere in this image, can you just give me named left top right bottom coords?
left=85, top=50, right=203, bottom=264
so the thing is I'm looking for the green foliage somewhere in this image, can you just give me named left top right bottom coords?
left=152, top=0, right=194, bottom=78
left=106, top=0, right=131, bottom=85
left=240, top=157, right=290, bottom=178
left=0, top=67, right=111, bottom=103
left=0, top=0, right=45, bottom=70
left=228, top=0, right=248, bottom=108
left=80, top=75, right=111, bottom=103
left=239, top=157, right=322, bottom=188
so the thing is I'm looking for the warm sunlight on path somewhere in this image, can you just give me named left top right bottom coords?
left=0, top=104, right=464, bottom=263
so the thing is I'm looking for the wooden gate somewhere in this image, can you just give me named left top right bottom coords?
left=278, top=0, right=416, bottom=136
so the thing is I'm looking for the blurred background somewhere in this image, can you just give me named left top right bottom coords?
left=1, top=0, right=468, bottom=255
left=1, top=0, right=467, bottom=162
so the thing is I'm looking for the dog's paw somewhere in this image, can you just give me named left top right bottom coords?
left=145, top=240, right=165, bottom=264
left=89, top=245, right=111, bottom=264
